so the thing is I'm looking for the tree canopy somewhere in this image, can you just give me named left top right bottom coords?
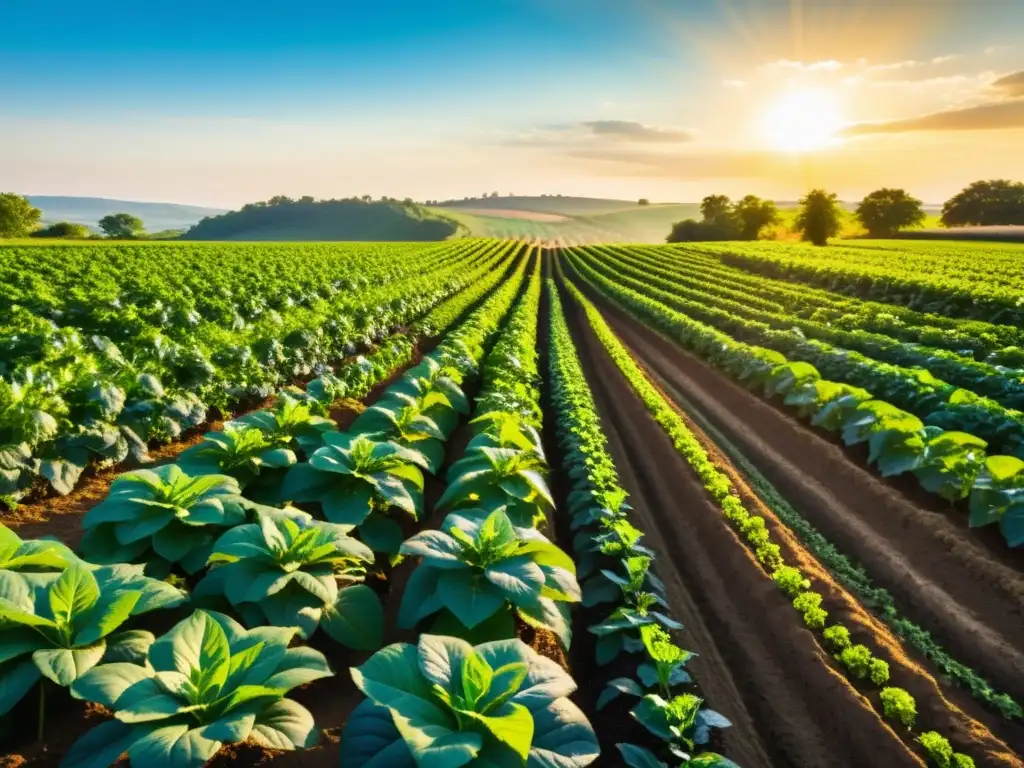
left=667, top=193, right=777, bottom=243
left=0, top=193, right=42, bottom=238
left=31, top=221, right=92, bottom=239
left=856, top=188, right=926, bottom=237
left=941, top=179, right=1024, bottom=227
left=99, top=212, right=147, bottom=239
left=795, top=189, right=842, bottom=246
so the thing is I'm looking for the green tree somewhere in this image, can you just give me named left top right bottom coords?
left=0, top=193, right=42, bottom=238
left=98, top=213, right=146, bottom=239
left=638, top=198, right=650, bottom=206
left=856, top=188, right=925, bottom=237
left=941, top=179, right=1024, bottom=227
left=733, top=195, right=779, bottom=240
left=31, top=221, right=91, bottom=239
left=795, top=189, right=842, bottom=246
left=700, top=194, right=733, bottom=225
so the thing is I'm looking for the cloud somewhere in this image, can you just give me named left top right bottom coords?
left=579, top=120, right=694, bottom=143
left=723, top=79, right=748, bottom=89
left=845, top=99, right=1024, bottom=135
left=994, top=71, right=1024, bottom=97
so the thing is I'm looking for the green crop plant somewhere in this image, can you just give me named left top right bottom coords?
left=65, top=609, right=331, bottom=768
left=282, top=432, right=427, bottom=554
left=192, top=508, right=382, bottom=649
left=341, top=633, right=599, bottom=767
left=398, top=508, right=579, bottom=646
left=79, top=465, right=248, bottom=576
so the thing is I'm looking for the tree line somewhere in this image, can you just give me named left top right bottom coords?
left=0, top=194, right=158, bottom=239
left=668, top=179, right=1024, bottom=245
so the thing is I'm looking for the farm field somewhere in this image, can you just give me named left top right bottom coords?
left=2, top=238, right=1024, bottom=768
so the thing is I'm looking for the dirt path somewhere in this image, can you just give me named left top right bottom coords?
left=559, top=280, right=923, bottom=768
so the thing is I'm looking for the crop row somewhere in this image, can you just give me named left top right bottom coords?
left=572, top=245, right=1024, bottom=457
left=662, top=245, right=1024, bottom=360
left=616, top=244, right=1024, bottom=399
left=0, top=240, right=519, bottom=503
left=0, top=247, right=533, bottom=765
left=696, top=241, right=1024, bottom=327
left=559, top=268, right=978, bottom=768
left=563, top=250, right=1024, bottom=548
left=546, top=279, right=737, bottom=767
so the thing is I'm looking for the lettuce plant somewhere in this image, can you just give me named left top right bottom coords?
left=193, top=509, right=383, bottom=649
left=0, top=562, right=185, bottom=717
left=228, top=394, right=338, bottom=456
left=177, top=425, right=297, bottom=496
left=65, top=610, right=331, bottom=768
left=438, top=446, right=553, bottom=527
left=399, top=508, right=580, bottom=647
left=282, top=432, right=427, bottom=554
left=80, top=465, right=247, bottom=575
left=341, top=634, right=599, bottom=767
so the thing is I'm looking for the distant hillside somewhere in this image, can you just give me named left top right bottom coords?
left=28, top=196, right=227, bottom=233
left=183, top=198, right=465, bottom=241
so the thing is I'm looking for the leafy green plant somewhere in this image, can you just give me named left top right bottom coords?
left=617, top=742, right=740, bottom=768
left=65, top=609, right=331, bottom=768
left=282, top=432, right=427, bottom=554
left=590, top=555, right=681, bottom=665
left=177, top=425, right=296, bottom=493
left=438, top=446, right=553, bottom=527
left=880, top=687, right=917, bottom=728
left=228, top=394, right=337, bottom=456
left=969, top=455, right=1024, bottom=547
left=0, top=523, right=76, bottom=574
left=351, top=400, right=448, bottom=473
left=630, top=693, right=732, bottom=756
left=918, top=731, right=975, bottom=768
left=193, top=508, right=382, bottom=649
left=0, top=562, right=185, bottom=718
left=823, top=624, right=852, bottom=651
left=399, top=508, right=580, bottom=647
left=79, top=465, right=248, bottom=575
left=341, top=633, right=600, bottom=767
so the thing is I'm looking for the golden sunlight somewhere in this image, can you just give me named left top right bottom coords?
left=761, top=88, right=845, bottom=152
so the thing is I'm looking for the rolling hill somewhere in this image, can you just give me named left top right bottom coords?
left=28, top=196, right=227, bottom=233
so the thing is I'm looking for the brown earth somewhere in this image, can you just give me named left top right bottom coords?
left=558, top=276, right=925, bottom=768
left=580, top=279, right=1024, bottom=713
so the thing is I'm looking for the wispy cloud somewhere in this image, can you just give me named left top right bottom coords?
left=845, top=70, right=1024, bottom=135
left=579, top=120, right=694, bottom=142
left=845, top=99, right=1024, bottom=135
left=723, top=79, right=748, bottom=89
left=993, top=70, right=1024, bottom=97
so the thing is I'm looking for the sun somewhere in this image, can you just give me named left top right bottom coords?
left=761, top=88, right=845, bottom=152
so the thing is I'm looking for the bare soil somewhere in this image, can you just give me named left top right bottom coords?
left=559, top=277, right=925, bottom=768
left=584, top=285, right=1024, bottom=708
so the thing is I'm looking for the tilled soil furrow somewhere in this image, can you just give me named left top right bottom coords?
left=584, top=279, right=1024, bottom=709
left=561, top=281, right=921, bottom=768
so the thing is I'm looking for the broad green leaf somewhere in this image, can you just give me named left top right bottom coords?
left=0, top=658, right=42, bottom=716
left=76, top=589, right=142, bottom=645
left=321, top=584, right=384, bottom=650
left=250, top=698, right=320, bottom=749
left=127, top=723, right=220, bottom=768
left=62, top=719, right=140, bottom=768
left=49, top=566, right=100, bottom=628
left=463, top=701, right=533, bottom=761
left=71, top=661, right=153, bottom=707
left=438, top=570, right=505, bottom=629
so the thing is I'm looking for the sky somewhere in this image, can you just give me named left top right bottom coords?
left=2, top=0, right=1023, bottom=208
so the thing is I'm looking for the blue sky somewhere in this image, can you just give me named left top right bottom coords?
left=3, top=0, right=1024, bottom=206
